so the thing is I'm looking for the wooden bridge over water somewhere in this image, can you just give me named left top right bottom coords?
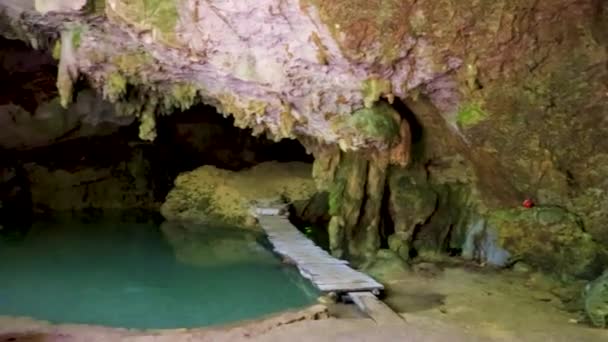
left=254, top=206, right=404, bottom=325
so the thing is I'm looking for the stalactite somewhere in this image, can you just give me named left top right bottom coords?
left=306, top=102, right=413, bottom=263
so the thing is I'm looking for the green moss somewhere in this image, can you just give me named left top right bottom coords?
left=71, top=26, right=83, bottom=49
left=138, top=101, right=158, bottom=141
left=362, top=78, right=392, bottom=108
left=161, top=83, right=198, bottom=112
left=112, top=50, right=153, bottom=78
left=278, top=103, right=300, bottom=138
left=56, top=73, right=73, bottom=109
left=52, top=40, right=61, bottom=60
left=108, top=0, right=180, bottom=46
left=86, top=0, right=106, bottom=14
left=104, top=72, right=128, bottom=102
left=488, top=207, right=601, bottom=277
left=456, top=102, right=488, bottom=128
left=347, top=102, right=400, bottom=141
left=328, top=178, right=346, bottom=216
left=216, top=94, right=268, bottom=131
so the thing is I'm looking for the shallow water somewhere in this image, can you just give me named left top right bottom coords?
left=0, top=214, right=318, bottom=329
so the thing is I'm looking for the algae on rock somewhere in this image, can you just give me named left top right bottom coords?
left=313, top=149, right=391, bottom=261
left=488, top=207, right=605, bottom=278
left=387, top=166, right=438, bottom=261
left=161, top=162, right=317, bottom=229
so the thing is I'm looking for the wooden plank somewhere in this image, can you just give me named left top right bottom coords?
left=348, top=292, right=405, bottom=326
left=256, top=206, right=384, bottom=294
left=317, top=284, right=383, bottom=292
left=255, top=208, right=283, bottom=216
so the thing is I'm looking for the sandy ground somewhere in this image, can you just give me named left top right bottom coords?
left=1, top=265, right=607, bottom=342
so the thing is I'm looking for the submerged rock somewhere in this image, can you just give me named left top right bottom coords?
left=160, top=221, right=273, bottom=267
left=161, top=161, right=317, bottom=228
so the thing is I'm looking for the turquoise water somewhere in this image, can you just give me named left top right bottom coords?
left=0, top=215, right=319, bottom=329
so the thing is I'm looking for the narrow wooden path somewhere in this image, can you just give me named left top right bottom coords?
left=255, top=206, right=406, bottom=325
left=254, top=207, right=384, bottom=294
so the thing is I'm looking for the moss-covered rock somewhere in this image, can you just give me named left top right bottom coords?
left=456, top=102, right=488, bottom=128
left=387, top=167, right=437, bottom=260
left=488, top=207, right=605, bottom=278
left=361, top=78, right=392, bottom=108
left=334, top=102, right=401, bottom=150
left=348, top=102, right=400, bottom=141
left=570, top=188, right=608, bottom=246
left=160, top=162, right=317, bottom=228
left=362, top=249, right=410, bottom=282
left=105, top=0, right=181, bottom=47
left=583, top=269, right=608, bottom=328
left=22, top=138, right=160, bottom=213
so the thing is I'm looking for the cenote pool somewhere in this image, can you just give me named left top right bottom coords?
left=0, top=213, right=319, bottom=329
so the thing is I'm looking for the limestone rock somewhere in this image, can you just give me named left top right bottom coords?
left=0, top=90, right=133, bottom=150
left=362, top=249, right=410, bottom=282
left=388, top=167, right=437, bottom=260
left=35, top=0, right=87, bottom=14
left=160, top=162, right=317, bottom=228
left=583, top=269, right=608, bottom=328
left=23, top=144, right=158, bottom=213
left=488, top=207, right=605, bottom=278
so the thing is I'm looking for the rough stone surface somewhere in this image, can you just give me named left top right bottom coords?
left=0, top=90, right=133, bottom=150
left=488, top=207, right=605, bottom=278
left=23, top=143, right=160, bottom=213
left=583, top=269, right=608, bottom=328
left=160, top=161, right=317, bottom=228
left=0, top=0, right=457, bottom=150
left=388, top=167, right=437, bottom=260
left=1, top=0, right=607, bottom=280
left=34, top=0, right=86, bottom=14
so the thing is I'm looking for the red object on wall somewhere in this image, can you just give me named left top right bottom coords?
left=522, top=198, right=535, bottom=208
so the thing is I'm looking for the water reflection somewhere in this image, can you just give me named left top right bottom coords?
left=0, top=212, right=318, bottom=329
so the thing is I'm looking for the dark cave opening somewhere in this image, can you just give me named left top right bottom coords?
left=392, top=97, right=424, bottom=145
left=155, top=105, right=313, bottom=177
left=378, top=180, right=394, bottom=250
left=0, top=36, right=316, bottom=234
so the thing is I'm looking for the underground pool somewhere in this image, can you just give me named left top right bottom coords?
left=0, top=213, right=319, bottom=329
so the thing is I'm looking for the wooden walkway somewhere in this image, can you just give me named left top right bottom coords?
left=255, top=207, right=384, bottom=294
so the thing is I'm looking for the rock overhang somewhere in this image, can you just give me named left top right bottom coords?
left=0, top=0, right=463, bottom=151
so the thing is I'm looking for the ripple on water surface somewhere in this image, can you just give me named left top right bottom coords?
left=0, top=214, right=318, bottom=329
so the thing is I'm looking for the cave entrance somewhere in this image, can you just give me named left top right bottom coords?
left=155, top=104, right=314, bottom=178
left=0, top=36, right=322, bottom=329
left=0, top=36, right=315, bottom=222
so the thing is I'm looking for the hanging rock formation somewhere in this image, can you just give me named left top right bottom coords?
left=2, top=0, right=607, bottom=279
